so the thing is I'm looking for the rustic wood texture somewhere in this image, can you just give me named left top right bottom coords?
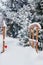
left=1, top=26, right=5, bottom=53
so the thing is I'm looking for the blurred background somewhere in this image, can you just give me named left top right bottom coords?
left=0, top=0, right=43, bottom=50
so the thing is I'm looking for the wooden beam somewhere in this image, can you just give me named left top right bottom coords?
left=36, top=27, right=38, bottom=53
left=31, top=28, right=34, bottom=48
left=1, top=26, right=5, bottom=53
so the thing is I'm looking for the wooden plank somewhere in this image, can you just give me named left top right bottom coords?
left=31, top=28, right=34, bottom=48
left=1, top=26, right=5, bottom=53
left=36, top=27, right=38, bottom=53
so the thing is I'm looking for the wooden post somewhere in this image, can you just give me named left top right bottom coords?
left=1, top=26, right=6, bottom=53
left=31, top=28, right=34, bottom=48
left=36, top=27, right=38, bottom=53
left=1, top=20, right=7, bottom=53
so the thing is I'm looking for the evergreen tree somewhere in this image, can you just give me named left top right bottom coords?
left=0, top=0, right=43, bottom=48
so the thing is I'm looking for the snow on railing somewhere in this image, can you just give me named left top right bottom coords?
left=28, top=22, right=41, bottom=53
left=1, top=19, right=7, bottom=53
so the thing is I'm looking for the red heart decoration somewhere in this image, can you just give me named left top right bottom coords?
left=4, top=45, right=7, bottom=48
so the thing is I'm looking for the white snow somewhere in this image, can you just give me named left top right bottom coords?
left=3, top=20, right=6, bottom=27
left=28, top=22, right=41, bottom=29
left=2, top=0, right=7, bottom=2
left=29, top=38, right=38, bottom=44
left=0, top=1, right=6, bottom=10
left=0, top=35, right=43, bottom=65
left=28, top=0, right=34, bottom=3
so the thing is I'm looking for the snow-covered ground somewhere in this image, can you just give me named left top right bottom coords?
left=0, top=35, right=43, bottom=65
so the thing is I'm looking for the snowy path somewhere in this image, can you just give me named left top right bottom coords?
left=0, top=35, right=43, bottom=65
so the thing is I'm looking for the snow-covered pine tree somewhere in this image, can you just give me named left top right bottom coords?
left=0, top=0, right=43, bottom=48
left=34, top=0, right=43, bottom=50
left=0, top=0, right=38, bottom=45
